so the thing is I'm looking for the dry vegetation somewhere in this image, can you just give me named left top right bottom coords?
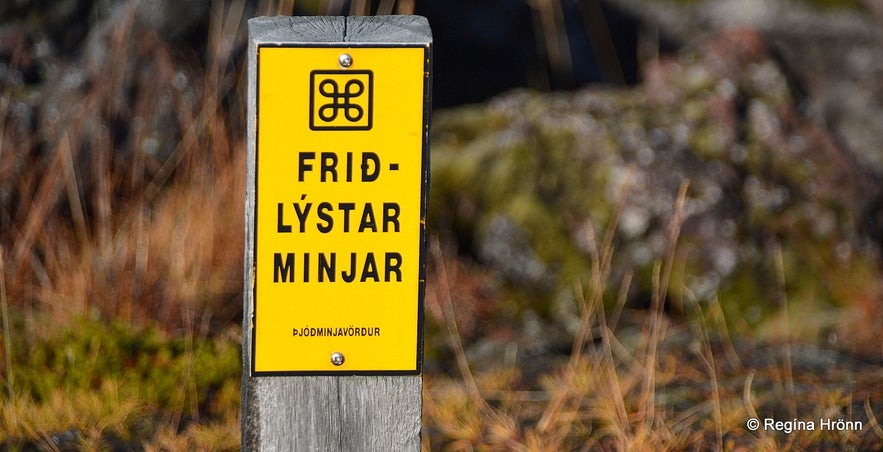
left=0, top=0, right=881, bottom=450
left=0, top=0, right=251, bottom=448
left=422, top=183, right=883, bottom=450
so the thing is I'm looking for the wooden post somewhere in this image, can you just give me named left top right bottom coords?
left=243, top=16, right=431, bottom=451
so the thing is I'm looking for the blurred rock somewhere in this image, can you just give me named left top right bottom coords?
left=607, top=0, right=883, bottom=176
left=431, top=28, right=882, bottom=351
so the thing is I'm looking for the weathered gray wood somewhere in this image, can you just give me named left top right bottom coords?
left=248, top=16, right=345, bottom=43
left=344, top=15, right=435, bottom=43
left=243, top=15, right=430, bottom=451
left=248, top=376, right=422, bottom=451
left=248, top=15, right=431, bottom=44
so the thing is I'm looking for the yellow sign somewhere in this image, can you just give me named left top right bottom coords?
left=253, top=45, right=429, bottom=374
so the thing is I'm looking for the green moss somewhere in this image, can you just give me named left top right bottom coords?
left=1, top=316, right=241, bottom=444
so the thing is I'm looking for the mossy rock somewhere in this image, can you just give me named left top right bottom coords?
left=429, top=30, right=881, bottom=341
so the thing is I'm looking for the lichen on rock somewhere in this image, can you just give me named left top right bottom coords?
left=430, top=29, right=882, bottom=350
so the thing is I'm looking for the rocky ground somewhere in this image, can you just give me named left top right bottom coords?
left=422, top=7, right=883, bottom=445
left=429, top=27, right=882, bottom=363
left=608, top=0, right=883, bottom=175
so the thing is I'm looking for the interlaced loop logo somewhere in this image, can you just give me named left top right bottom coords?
left=318, top=79, right=364, bottom=122
left=310, top=69, right=372, bottom=130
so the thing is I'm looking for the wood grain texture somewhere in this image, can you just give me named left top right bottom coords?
left=345, top=16, right=432, bottom=43
left=243, top=16, right=430, bottom=451
left=248, top=15, right=431, bottom=44
left=248, top=376, right=422, bottom=451
left=249, top=16, right=345, bottom=43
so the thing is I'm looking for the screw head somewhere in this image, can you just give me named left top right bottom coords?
left=330, top=352, right=345, bottom=366
left=338, top=53, right=353, bottom=68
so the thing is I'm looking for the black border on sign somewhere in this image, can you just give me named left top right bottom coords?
left=309, top=70, right=374, bottom=131
left=252, top=42, right=431, bottom=377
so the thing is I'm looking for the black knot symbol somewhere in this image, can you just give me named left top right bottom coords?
left=318, top=79, right=365, bottom=123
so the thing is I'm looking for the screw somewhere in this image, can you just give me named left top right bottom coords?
left=330, top=352, right=345, bottom=366
left=338, top=53, right=353, bottom=68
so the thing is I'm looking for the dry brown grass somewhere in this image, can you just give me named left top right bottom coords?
left=0, top=0, right=263, bottom=446
left=422, top=180, right=883, bottom=450
left=0, top=0, right=248, bottom=335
